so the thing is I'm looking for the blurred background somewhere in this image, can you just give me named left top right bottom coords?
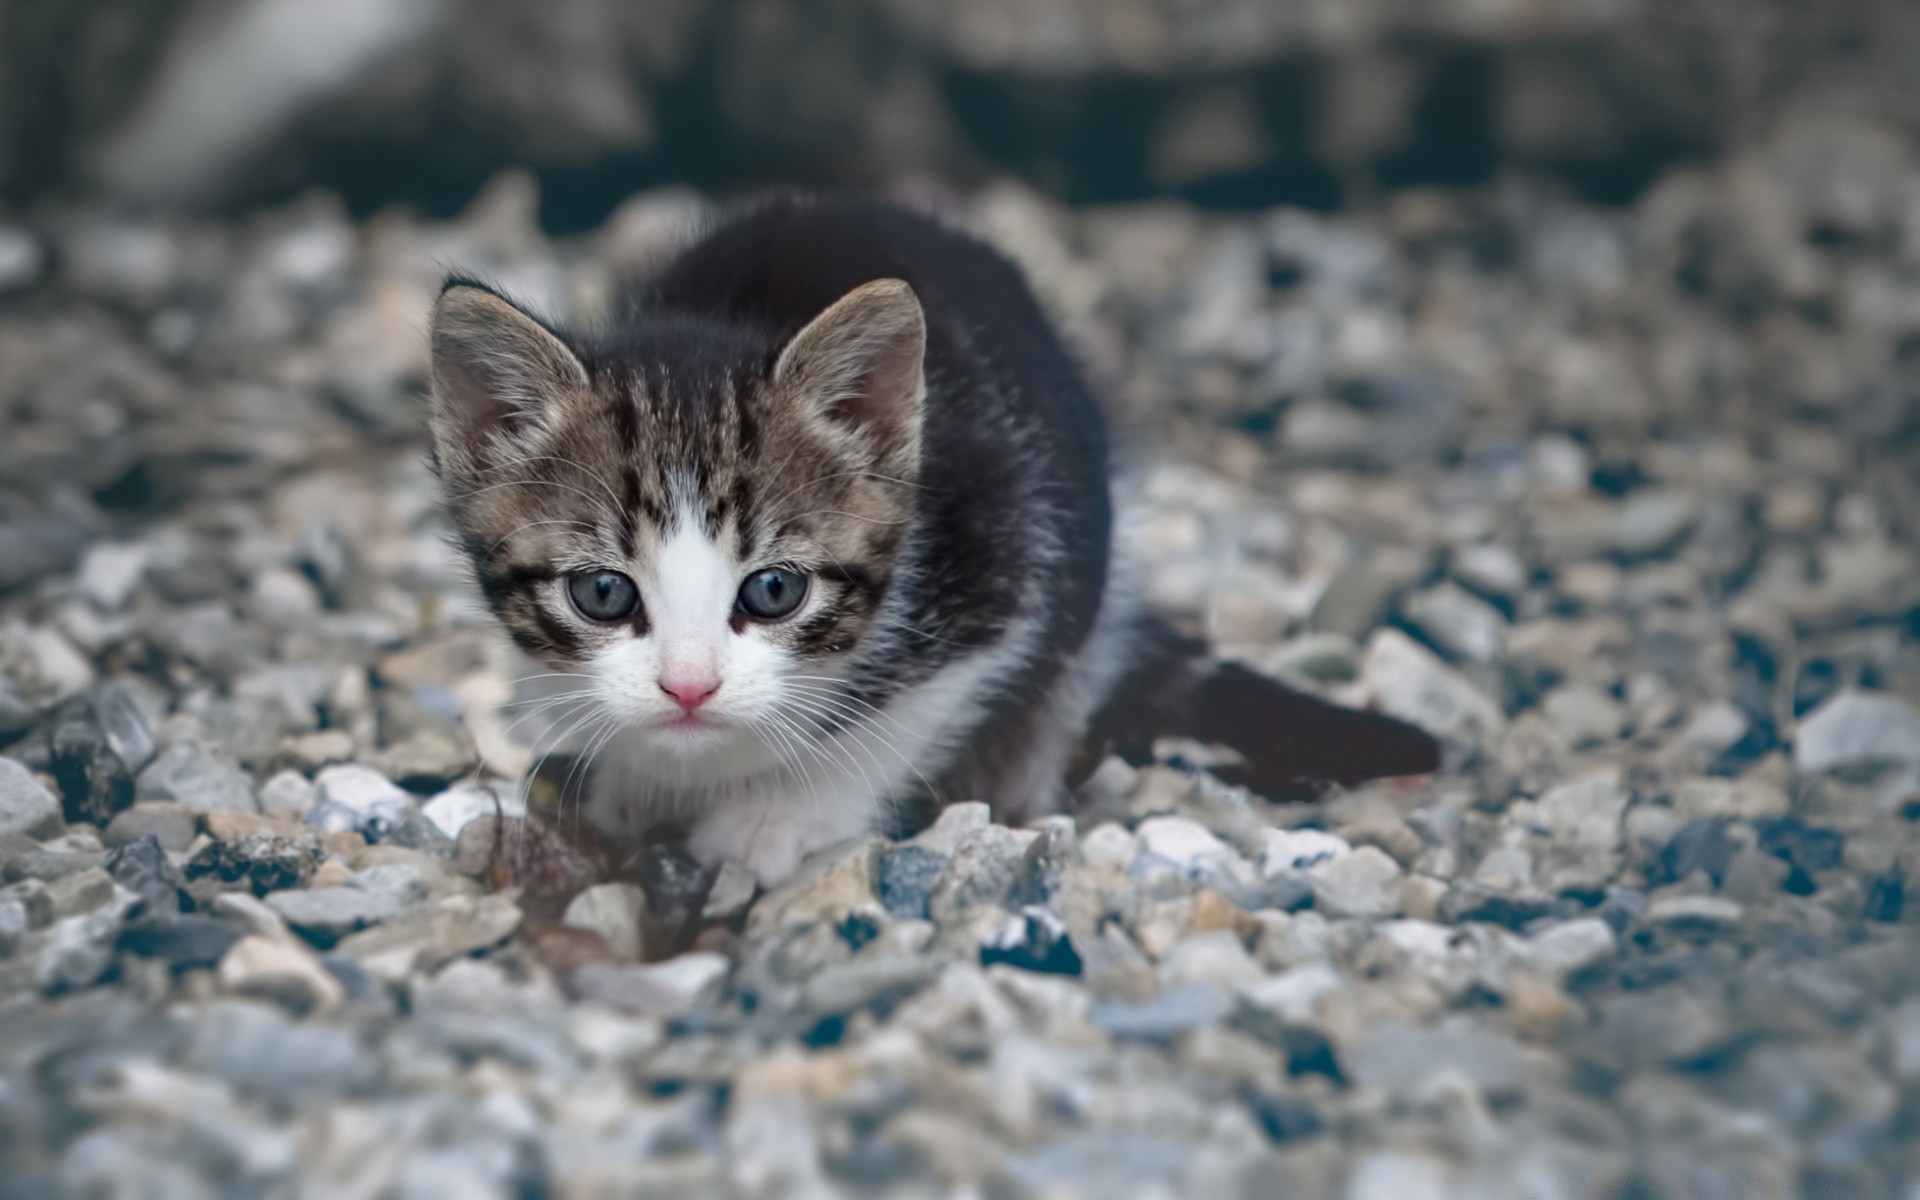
left=6, top=3, right=1920, bottom=1197
left=8, top=0, right=1920, bottom=221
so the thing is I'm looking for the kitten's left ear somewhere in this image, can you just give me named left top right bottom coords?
left=428, top=281, right=590, bottom=477
left=772, top=278, right=926, bottom=474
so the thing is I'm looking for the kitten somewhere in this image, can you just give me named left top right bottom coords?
left=428, top=195, right=1438, bottom=886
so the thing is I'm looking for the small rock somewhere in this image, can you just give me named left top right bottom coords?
left=217, top=934, right=344, bottom=1013
left=5, top=846, right=104, bottom=885
left=1362, top=628, right=1506, bottom=743
left=75, top=543, right=150, bottom=611
left=1157, top=930, right=1261, bottom=989
left=1348, top=1018, right=1526, bottom=1097
left=927, top=826, right=1027, bottom=925
left=420, top=783, right=517, bottom=839
left=1644, top=893, right=1744, bottom=929
left=569, top=952, right=729, bottom=1017
left=1523, top=917, right=1616, bottom=979
left=1091, top=982, right=1234, bottom=1043
left=1348, top=1152, right=1452, bottom=1200
left=257, top=771, right=317, bottom=823
left=332, top=893, right=521, bottom=980
left=878, top=845, right=947, bottom=920
left=1079, top=823, right=1137, bottom=871
left=980, top=906, right=1083, bottom=975
left=103, top=803, right=199, bottom=852
left=1260, top=828, right=1351, bottom=875
left=35, top=901, right=129, bottom=992
left=907, top=802, right=991, bottom=856
left=274, top=730, right=355, bottom=773
left=564, top=883, right=649, bottom=960
left=1135, top=816, right=1237, bottom=878
left=380, top=807, right=456, bottom=860
left=188, top=832, right=322, bottom=895
left=369, top=728, right=476, bottom=789
left=0, top=893, right=28, bottom=952
left=1240, top=961, right=1343, bottom=1021
left=46, top=866, right=117, bottom=918
left=306, top=764, right=413, bottom=839
left=1542, top=684, right=1626, bottom=747
left=104, top=834, right=185, bottom=915
left=635, top=842, right=715, bottom=954
left=1402, top=583, right=1506, bottom=663
left=117, top=914, right=243, bottom=966
left=266, top=863, right=426, bottom=943
left=1452, top=543, right=1527, bottom=600
left=1795, top=690, right=1920, bottom=773
left=135, top=741, right=256, bottom=813
left=91, top=683, right=159, bottom=775
left=1611, top=490, right=1698, bottom=557
left=209, top=891, right=291, bottom=940
left=0, top=759, right=64, bottom=839
left=702, top=861, right=758, bottom=923
left=804, top=954, right=940, bottom=1017
left=1309, top=845, right=1403, bottom=919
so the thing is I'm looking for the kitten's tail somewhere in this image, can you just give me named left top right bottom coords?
left=1087, top=616, right=1442, bottom=793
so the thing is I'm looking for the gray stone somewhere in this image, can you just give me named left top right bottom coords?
left=1611, top=490, right=1698, bottom=556
left=419, top=783, right=516, bottom=839
left=1362, top=628, right=1505, bottom=743
left=103, top=804, right=199, bottom=852
left=266, top=863, right=426, bottom=941
left=1795, top=690, right=1920, bottom=773
left=134, top=741, right=256, bottom=813
left=0, top=759, right=63, bottom=839
left=256, top=770, right=316, bottom=823
left=1309, top=845, right=1403, bottom=919
left=91, top=683, right=159, bottom=776
left=1348, top=1019, right=1527, bottom=1096
left=334, top=893, right=521, bottom=980
left=907, top=801, right=991, bottom=856
left=1402, top=582, right=1506, bottom=663
left=35, top=902, right=129, bottom=991
left=563, top=882, right=649, bottom=959
left=185, top=1000, right=377, bottom=1104
left=46, top=866, right=117, bottom=918
left=104, top=835, right=185, bottom=916
left=1091, top=982, right=1235, bottom=1042
left=569, top=952, right=728, bottom=1017
left=117, top=914, right=243, bottom=966
left=76, top=543, right=150, bottom=611
left=1523, top=917, right=1616, bottom=979
left=878, top=845, right=947, bottom=920
left=926, top=825, right=1027, bottom=925
left=306, top=764, right=414, bottom=839
left=803, top=953, right=940, bottom=1016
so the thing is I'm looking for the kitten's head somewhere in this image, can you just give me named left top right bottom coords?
left=427, top=276, right=925, bottom=766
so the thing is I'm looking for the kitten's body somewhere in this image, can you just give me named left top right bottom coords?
left=430, top=196, right=1437, bottom=886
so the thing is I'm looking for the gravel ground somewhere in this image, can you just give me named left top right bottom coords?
left=4, top=115, right=1920, bottom=1198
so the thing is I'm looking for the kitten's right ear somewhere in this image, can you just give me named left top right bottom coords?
left=428, top=281, right=588, bottom=474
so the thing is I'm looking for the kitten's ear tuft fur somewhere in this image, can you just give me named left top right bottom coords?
left=429, top=282, right=589, bottom=474
left=772, top=278, right=926, bottom=474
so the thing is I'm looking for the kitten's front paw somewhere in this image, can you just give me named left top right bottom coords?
left=687, top=802, right=866, bottom=888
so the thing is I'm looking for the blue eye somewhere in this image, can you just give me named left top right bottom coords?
left=568, top=570, right=639, bottom=621
left=737, top=567, right=809, bottom=621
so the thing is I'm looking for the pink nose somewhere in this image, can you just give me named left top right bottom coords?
left=659, top=677, right=720, bottom=713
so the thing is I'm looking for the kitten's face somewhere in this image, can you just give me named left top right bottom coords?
left=428, top=278, right=925, bottom=769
